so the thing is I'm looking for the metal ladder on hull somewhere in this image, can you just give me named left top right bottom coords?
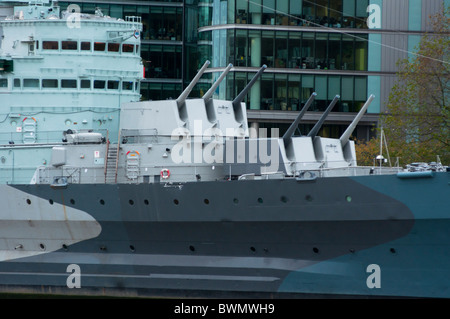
left=104, top=131, right=120, bottom=184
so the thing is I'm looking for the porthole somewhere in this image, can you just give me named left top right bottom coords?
left=390, top=248, right=396, bottom=254
left=129, top=245, right=135, bottom=252
left=313, top=247, right=319, bottom=254
left=250, top=246, right=256, bottom=252
left=233, top=198, right=239, bottom=204
left=26, top=199, right=31, bottom=205
left=189, top=245, right=195, bottom=252
left=39, top=243, right=45, bottom=250
left=174, top=199, right=179, bottom=205
left=49, top=199, right=54, bottom=205
left=144, top=199, right=149, bottom=205
left=204, top=199, right=209, bottom=205
left=70, top=199, right=75, bottom=205
left=257, top=197, right=263, bottom=204
left=305, top=195, right=313, bottom=202
left=62, top=244, right=68, bottom=251
left=280, top=196, right=288, bottom=203
left=99, top=199, right=105, bottom=205
left=346, top=195, right=352, bottom=202
left=129, top=199, right=134, bottom=205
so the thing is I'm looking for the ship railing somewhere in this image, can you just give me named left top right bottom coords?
left=0, top=129, right=109, bottom=146
left=125, top=16, right=142, bottom=23
left=293, top=164, right=403, bottom=178
left=121, top=128, right=158, bottom=144
left=125, top=16, right=142, bottom=28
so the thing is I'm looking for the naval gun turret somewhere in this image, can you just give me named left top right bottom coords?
left=120, top=61, right=267, bottom=140
left=308, top=95, right=374, bottom=168
left=275, top=94, right=375, bottom=176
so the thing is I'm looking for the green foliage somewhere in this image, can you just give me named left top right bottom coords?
left=355, top=137, right=379, bottom=167
left=381, top=6, right=450, bottom=166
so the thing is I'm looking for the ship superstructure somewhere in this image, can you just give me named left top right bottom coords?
left=32, top=61, right=396, bottom=187
left=0, top=61, right=448, bottom=299
left=0, top=0, right=143, bottom=183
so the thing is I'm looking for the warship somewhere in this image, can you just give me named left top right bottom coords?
left=0, top=1, right=449, bottom=299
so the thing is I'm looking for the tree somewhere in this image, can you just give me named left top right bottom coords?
left=355, top=137, right=379, bottom=167
left=381, top=6, right=449, bottom=166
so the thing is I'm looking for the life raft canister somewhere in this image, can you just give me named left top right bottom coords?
left=161, top=168, right=170, bottom=179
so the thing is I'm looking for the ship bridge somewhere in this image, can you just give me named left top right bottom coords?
left=0, top=1, right=143, bottom=145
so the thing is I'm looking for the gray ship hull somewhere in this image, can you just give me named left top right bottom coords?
left=0, top=172, right=449, bottom=298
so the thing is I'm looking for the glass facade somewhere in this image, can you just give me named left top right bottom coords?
left=228, top=29, right=368, bottom=71
left=58, top=1, right=183, bottom=101
left=200, top=0, right=370, bottom=120
left=231, top=0, right=370, bottom=29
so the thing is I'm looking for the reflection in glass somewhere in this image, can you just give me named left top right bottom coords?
left=261, top=31, right=274, bottom=67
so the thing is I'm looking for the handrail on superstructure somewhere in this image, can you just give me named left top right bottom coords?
left=103, top=130, right=110, bottom=181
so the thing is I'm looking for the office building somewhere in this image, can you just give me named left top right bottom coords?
left=2, top=0, right=447, bottom=140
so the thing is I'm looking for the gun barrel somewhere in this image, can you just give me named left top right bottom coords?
left=203, top=64, right=233, bottom=101
left=307, top=95, right=340, bottom=138
left=176, top=60, right=210, bottom=108
left=232, top=65, right=267, bottom=111
left=282, top=92, right=317, bottom=144
left=340, top=94, right=375, bottom=146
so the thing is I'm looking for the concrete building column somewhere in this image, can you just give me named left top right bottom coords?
left=249, top=122, right=259, bottom=138
left=250, top=13, right=262, bottom=110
